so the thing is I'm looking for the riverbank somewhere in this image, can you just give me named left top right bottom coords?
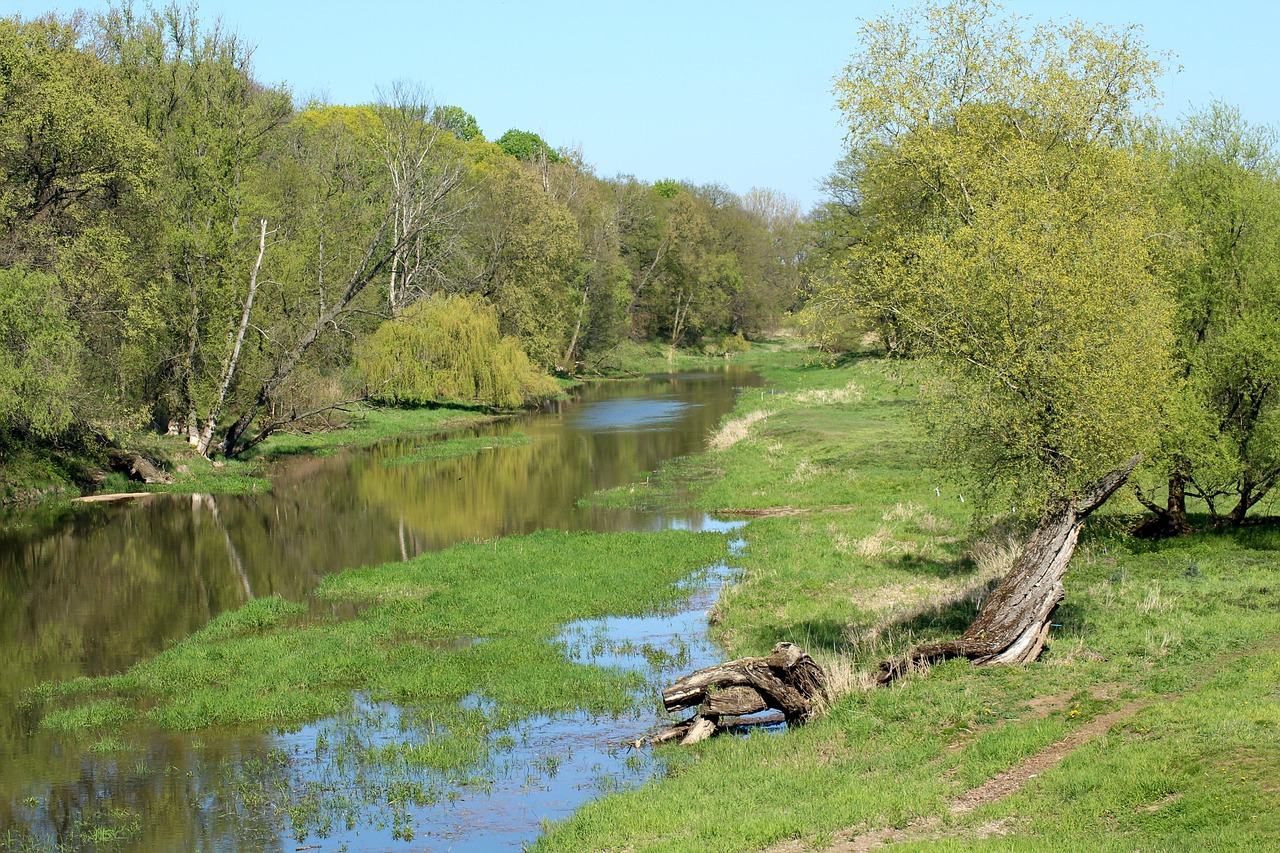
left=536, top=353, right=1280, bottom=851
left=2, top=364, right=760, bottom=851
left=0, top=342, right=748, bottom=508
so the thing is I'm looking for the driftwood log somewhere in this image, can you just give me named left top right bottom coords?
left=108, top=449, right=174, bottom=485
left=653, top=642, right=826, bottom=745
left=876, top=454, right=1140, bottom=684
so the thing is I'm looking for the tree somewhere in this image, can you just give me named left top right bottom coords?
left=431, top=104, right=484, bottom=142
left=0, top=14, right=155, bottom=436
left=356, top=293, right=557, bottom=408
left=1134, top=104, right=1280, bottom=532
left=212, top=93, right=471, bottom=457
left=377, top=84, right=473, bottom=315
left=826, top=0, right=1175, bottom=674
left=496, top=128, right=561, bottom=164
left=463, top=149, right=580, bottom=369
left=0, top=267, right=81, bottom=438
left=92, top=3, right=293, bottom=445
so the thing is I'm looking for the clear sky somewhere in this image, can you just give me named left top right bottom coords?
left=9, top=1, right=1279, bottom=210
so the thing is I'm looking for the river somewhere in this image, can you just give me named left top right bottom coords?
left=0, top=368, right=761, bottom=851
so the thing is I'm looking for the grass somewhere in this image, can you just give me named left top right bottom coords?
left=22, top=526, right=732, bottom=742
left=248, top=402, right=503, bottom=461
left=584, top=338, right=768, bottom=377
left=33, top=404, right=510, bottom=502
left=531, top=351, right=1280, bottom=852
left=15, top=524, right=737, bottom=847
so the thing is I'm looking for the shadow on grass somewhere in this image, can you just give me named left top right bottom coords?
left=743, top=574, right=1000, bottom=659
left=883, top=580, right=994, bottom=642
left=894, top=551, right=981, bottom=580
left=1101, top=514, right=1280, bottom=556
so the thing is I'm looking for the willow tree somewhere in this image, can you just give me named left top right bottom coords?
left=826, top=0, right=1176, bottom=675
left=357, top=293, right=558, bottom=408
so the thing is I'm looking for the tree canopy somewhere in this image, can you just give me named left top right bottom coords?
left=0, top=7, right=802, bottom=466
left=819, top=0, right=1175, bottom=513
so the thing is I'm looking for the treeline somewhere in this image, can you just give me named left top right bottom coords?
left=0, top=6, right=803, bottom=461
left=804, top=0, right=1280, bottom=531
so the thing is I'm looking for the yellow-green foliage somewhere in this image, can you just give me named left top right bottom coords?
left=824, top=0, right=1175, bottom=511
left=357, top=294, right=559, bottom=408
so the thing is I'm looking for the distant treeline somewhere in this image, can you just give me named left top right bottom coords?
left=0, top=6, right=805, bottom=459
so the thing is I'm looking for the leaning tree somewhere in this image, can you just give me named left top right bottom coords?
left=823, top=0, right=1177, bottom=676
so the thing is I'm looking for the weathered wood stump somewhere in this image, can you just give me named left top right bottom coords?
left=652, top=642, right=827, bottom=745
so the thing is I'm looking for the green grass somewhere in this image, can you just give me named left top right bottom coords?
left=18, top=524, right=737, bottom=847
left=249, top=403, right=502, bottom=461
left=533, top=352, right=1280, bottom=852
left=16, top=347, right=1280, bottom=850
left=68, top=404, right=508, bottom=500
left=585, top=338, right=770, bottom=377
left=23, top=527, right=731, bottom=734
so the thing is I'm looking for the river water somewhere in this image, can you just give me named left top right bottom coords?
left=0, top=368, right=762, bottom=851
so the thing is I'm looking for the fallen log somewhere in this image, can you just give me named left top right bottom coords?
left=876, top=455, right=1140, bottom=684
left=108, top=449, right=174, bottom=485
left=652, top=642, right=826, bottom=745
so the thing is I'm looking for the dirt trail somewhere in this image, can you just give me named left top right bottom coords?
left=948, top=700, right=1146, bottom=815
left=764, top=698, right=1147, bottom=853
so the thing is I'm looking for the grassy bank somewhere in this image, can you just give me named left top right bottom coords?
left=0, top=403, right=511, bottom=506
left=537, top=352, right=1280, bottom=851
left=14, top=529, right=735, bottom=844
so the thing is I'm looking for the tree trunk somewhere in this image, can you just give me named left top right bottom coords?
left=107, top=449, right=173, bottom=485
left=1223, top=468, right=1280, bottom=527
left=197, top=218, right=268, bottom=457
left=653, top=642, right=826, bottom=745
left=877, top=455, right=1140, bottom=684
left=1133, top=471, right=1192, bottom=537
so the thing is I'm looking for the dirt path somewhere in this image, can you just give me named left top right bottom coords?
left=763, top=698, right=1148, bottom=853
left=947, top=700, right=1146, bottom=815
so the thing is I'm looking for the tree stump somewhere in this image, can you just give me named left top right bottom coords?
left=652, top=642, right=826, bottom=745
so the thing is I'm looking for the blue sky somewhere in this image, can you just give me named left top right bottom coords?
left=11, top=1, right=1278, bottom=209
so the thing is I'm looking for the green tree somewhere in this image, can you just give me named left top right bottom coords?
left=1137, top=104, right=1280, bottom=531
left=356, top=293, right=557, bottom=408
left=211, top=93, right=471, bottom=457
left=496, top=128, right=561, bottom=164
left=827, top=0, right=1175, bottom=675
left=92, top=2, right=292, bottom=442
left=0, top=268, right=81, bottom=438
left=431, top=104, right=484, bottom=142
left=0, top=14, right=153, bottom=262
left=464, top=150, right=580, bottom=369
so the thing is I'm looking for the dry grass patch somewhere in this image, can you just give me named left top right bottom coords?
left=794, top=380, right=864, bottom=405
left=788, top=459, right=825, bottom=483
left=842, top=530, right=1022, bottom=653
left=709, top=409, right=772, bottom=450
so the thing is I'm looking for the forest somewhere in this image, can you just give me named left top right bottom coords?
left=3, top=0, right=1279, bottom=535
left=0, top=5, right=804, bottom=480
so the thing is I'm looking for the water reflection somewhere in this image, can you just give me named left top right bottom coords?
left=0, top=370, right=760, bottom=851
